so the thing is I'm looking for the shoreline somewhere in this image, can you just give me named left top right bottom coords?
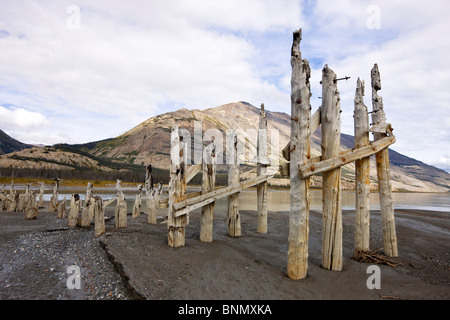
left=0, top=207, right=449, bottom=300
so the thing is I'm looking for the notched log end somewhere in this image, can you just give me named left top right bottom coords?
left=291, top=29, right=302, bottom=58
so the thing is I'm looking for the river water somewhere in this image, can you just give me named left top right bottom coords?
left=31, top=186, right=450, bottom=214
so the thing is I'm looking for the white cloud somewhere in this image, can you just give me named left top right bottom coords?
left=0, top=105, right=48, bottom=129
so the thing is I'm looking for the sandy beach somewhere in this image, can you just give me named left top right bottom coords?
left=0, top=205, right=449, bottom=301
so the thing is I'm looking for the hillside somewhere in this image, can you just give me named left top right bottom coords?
left=0, top=129, right=32, bottom=155
left=1, top=102, right=449, bottom=192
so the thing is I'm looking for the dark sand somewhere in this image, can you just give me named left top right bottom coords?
left=0, top=205, right=449, bottom=300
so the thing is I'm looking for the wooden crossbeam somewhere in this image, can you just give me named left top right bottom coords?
left=298, top=135, right=395, bottom=179
left=296, top=135, right=395, bottom=180
left=186, top=163, right=202, bottom=184
left=173, top=174, right=273, bottom=217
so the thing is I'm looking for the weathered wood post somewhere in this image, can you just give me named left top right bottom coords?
left=132, top=184, right=143, bottom=218
left=25, top=190, right=38, bottom=220
left=287, top=29, right=312, bottom=280
left=200, top=139, right=216, bottom=242
left=67, top=194, right=81, bottom=227
left=49, top=179, right=60, bottom=213
left=257, top=103, right=269, bottom=234
left=38, top=182, right=45, bottom=208
left=81, top=183, right=95, bottom=227
left=354, top=78, right=371, bottom=254
left=147, top=183, right=163, bottom=224
left=227, top=130, right=241, bottom=238
left=371, top=64, right=398, bottom=257
left=168, top=126, right=187, bottom=248
left=115, top=179, right=127, bottom=228
left=94, top=196, right=105, bottom=238
left=321, top=65, right=343, bottom=271
left=57, top=196, right=67, bottom=219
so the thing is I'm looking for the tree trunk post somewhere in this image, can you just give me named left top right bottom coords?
left=321, top=65, right=343, bottom=271
left=257, top=103, right=269, bottom=234
left=38, top=182, right=45, bottom=208
left=371, top=64, right=398, bottom=257
left=354, top=78, right=371, bottom=254
left=287, top=29, right=311, bottom=280
left=227, top=130, right=241, bottom=238
left=67, top=194, right=81, bottom=227
left=200, top=139, right=216, bottom=243
left=168, top=126, right=187, bottom=248
left=132, top=184, right=143, bottom=218
left=115, top=179, right=127, bottom=228
left=25, top=191, right=38, bottom=220
left=147, top=183, right=163, bottom=224
left=94, top=196, right=105, bottom=238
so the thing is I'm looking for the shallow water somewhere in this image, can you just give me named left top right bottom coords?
left=7, top=184, right=450, bottom=213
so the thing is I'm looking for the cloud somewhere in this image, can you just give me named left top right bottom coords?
left=0, top=105, right=48, bottom=129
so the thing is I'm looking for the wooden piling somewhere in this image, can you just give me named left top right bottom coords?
left=25, top=191, right=38, bottom=220
left=200, top=140, right=216, bottom=242
left=115, top=180, right=127, bottom=228
left=227, top=130, right=241, bottom=238
left=287, top=29, right=311, bottom=280
left=354, top=78, right=371, bottom=254
left=94, top=196, right=105, bottom=238
left=371, top=64, right=398, bottom=257
left=132, top=184, right=143, bottom=218
left=257, top=103, right=269, bottom=234
left=67, top=194, right=81, bottom=227
left=147, top=183, right=163, bottom=224
left=168, top=126, right=187, bottom=248
left=321, top=65, right=343, bottom=271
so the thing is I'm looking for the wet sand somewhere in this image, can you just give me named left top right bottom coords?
left=0, top=205, right=449, bottom=300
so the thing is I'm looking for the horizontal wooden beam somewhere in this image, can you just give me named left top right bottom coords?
left=173, top=174, right=273, bottom=217
left=298, top=135, right=396, bottom=179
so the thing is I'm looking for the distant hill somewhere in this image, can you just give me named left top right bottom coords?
left=0, top=129, right=32, bottom=155
left=1, top=102, right=449, bottom=192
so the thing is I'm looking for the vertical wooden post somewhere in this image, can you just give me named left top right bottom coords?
left=257, top=103, right=269, bottom=234
left=57, top=196, right=67, bottom=219
left=147, top=183, right=163, bottom=224
left=49, top=179, right=60, bottom=213
left=287, top=29, right=311, bottom=280
left=94, top=196, right=105, bottom=238
left=67, top=194, right=81, bottom=227
left=371, top=64, right=398, bottom=257
left=132, top=184, right=143, bottom=218
left=25, top=191, right=38, bottom=220
left=115, top=179, right=127, bottom=228
left=354, top=78, right=371, bottom=254
left=227, top=130, right=241, bottom=238
left=81, top=183, right=95, bottom=227
left=200, top=139, right=216, bottom=242
left=168, top=126, right=187, bottom=248
left=321, top=65, right=343, bottom=271
left=38, top=182, right=45, bottom=208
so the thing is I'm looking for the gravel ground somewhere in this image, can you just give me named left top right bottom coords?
left=0, top=212, right=130, bottom=300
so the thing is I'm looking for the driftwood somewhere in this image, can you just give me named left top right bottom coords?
left=227, top=130, right=241, bottom=238
left=48, top=179, right=60, bottom=213
left=352, top=249, right=402, bottom=267
left=287, top=29, right=311, bottom=280
left=38, top=183, right=45, bottom=208
left=321, top=65, right=343, bottom=272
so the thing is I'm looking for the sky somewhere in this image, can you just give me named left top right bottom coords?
left=0, top=0, right=449, bottom=172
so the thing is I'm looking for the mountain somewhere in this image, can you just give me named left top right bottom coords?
left=1, top=102, right=449, bottom=192
left=0, top=129, right=32, bottom=155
